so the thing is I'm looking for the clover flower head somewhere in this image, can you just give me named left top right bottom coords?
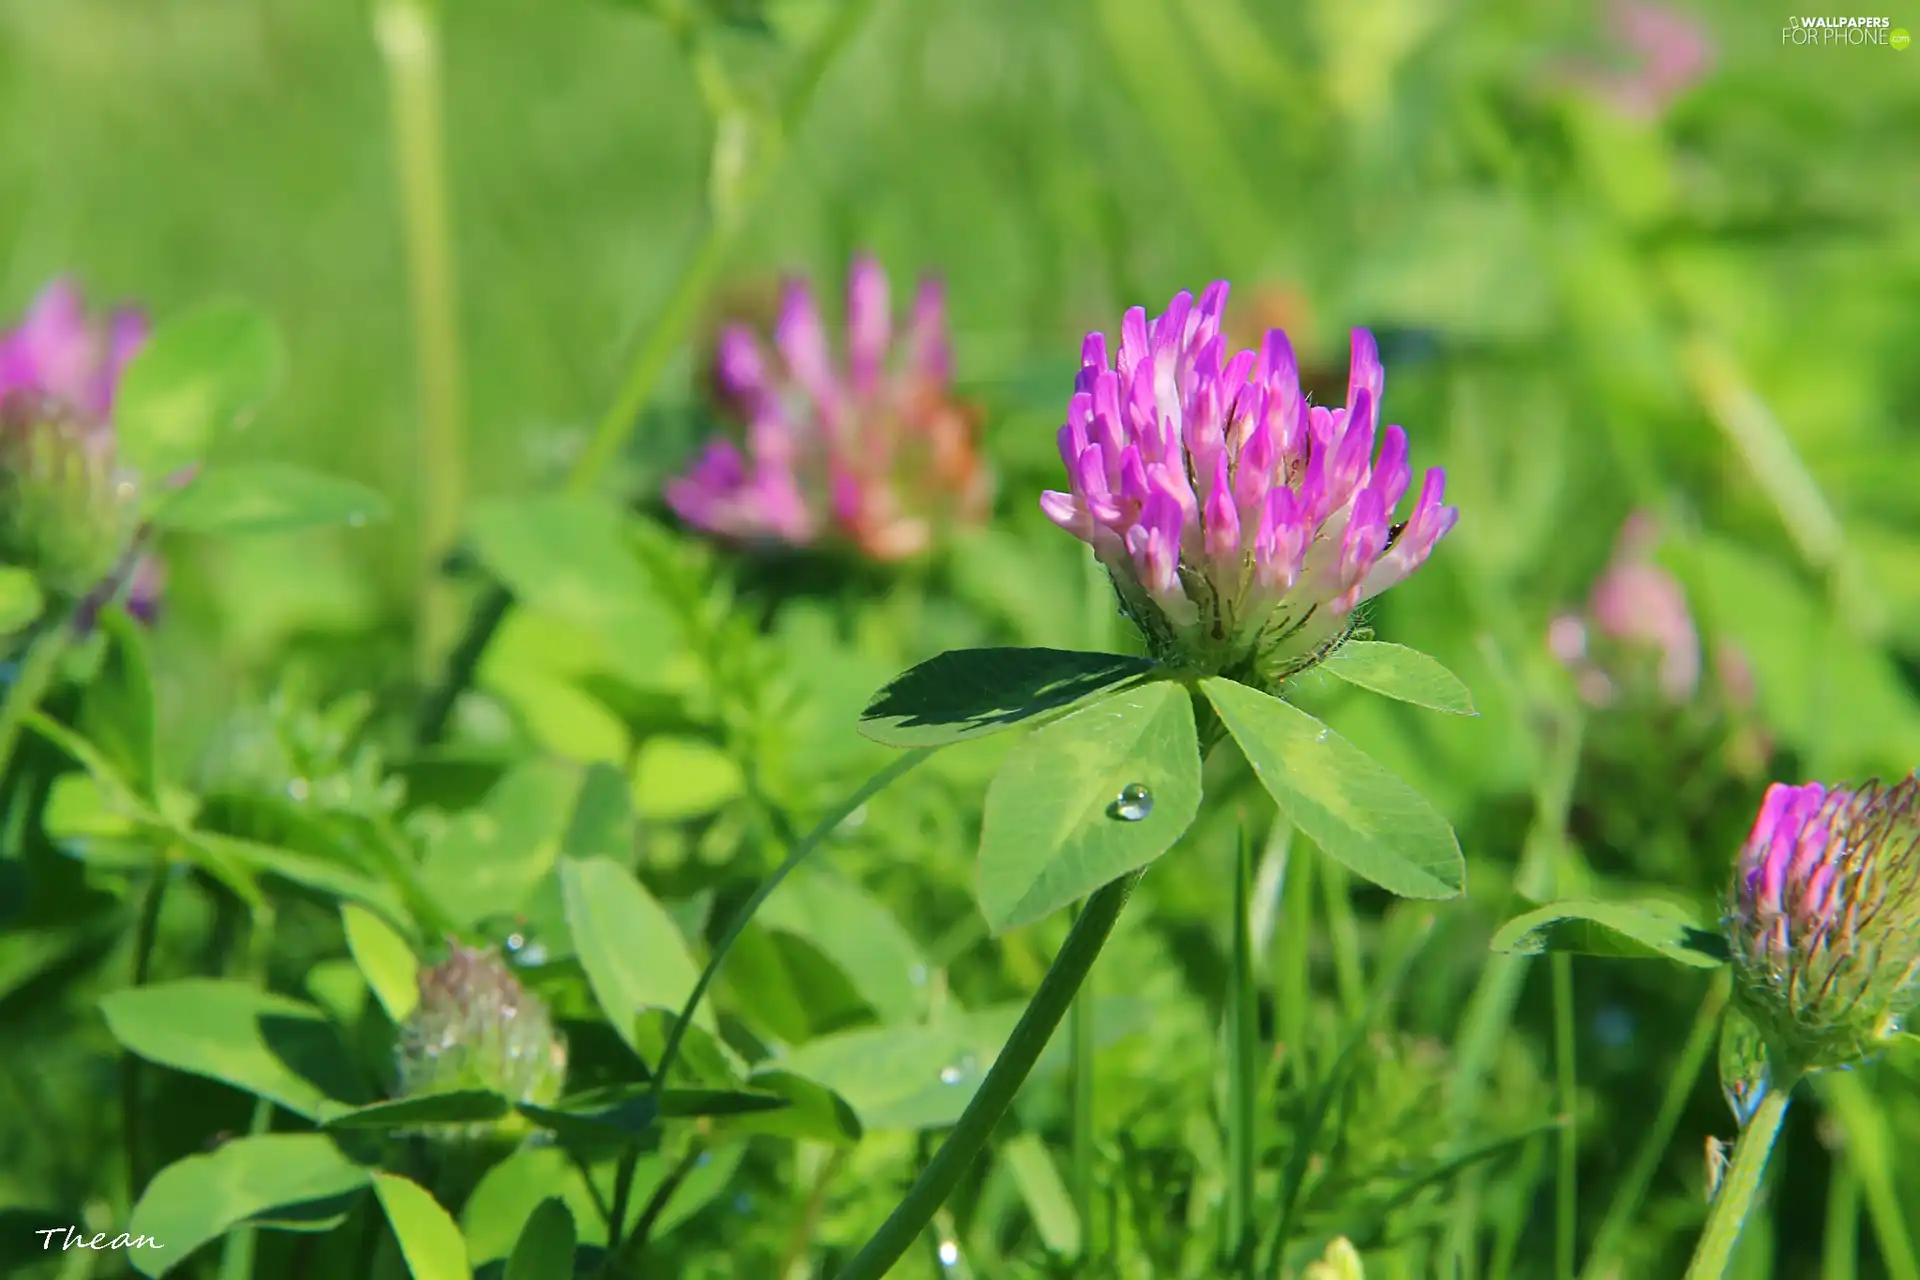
left=1726, top=775, right=1920, bottom=1075
left=666, top=255, right=991, bottom=562
left=1549, top=512, right=1701, bottom=707
left=396, top=943, right=567, bottom=1141
left=1579, top=1, right=1716, bottom=119
left=0, top=280, right=160, bottom=622
left=1040, top=282, right=1457, bottom=687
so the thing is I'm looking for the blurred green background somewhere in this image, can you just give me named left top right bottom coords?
left=5, top=0, right=1920, bottom=1275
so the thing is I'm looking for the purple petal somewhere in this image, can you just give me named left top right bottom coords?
left=845, top=256, right=892, bottom=395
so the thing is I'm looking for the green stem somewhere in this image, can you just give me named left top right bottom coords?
left=411, top=0, right=880, bottom=747
left=1551, top=952, right=1578, bottom=1280
left=650, top=747, right=933, bottom=1096
left=1682, top=1087, right=1791, bottom=1280
left=0, top=623, right=71, bottom=784
left=375, top=0, right=468, bottom=689
left=1823, top=1155, right=1859, bottom=1280
left=620, top=1141, right=704, bottom=1269
left=217, top=1097, right=279, bottom=1280
left=603, top=1146, right=642, bottom=1270
left=122, top=849, right=172, bottom=1204
left=1582, top=971, right=1730, bottom=1280
left=1225, top=823, right=1258, bottom=1275
left=831, top=871, right=1145, bottom=1280
left=1817, top=1072, right=1920, bottom=1280
left=1069, top=902, right=1097, bottom=1266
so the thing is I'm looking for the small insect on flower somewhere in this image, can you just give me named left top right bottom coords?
left=667, top=255, right=991, bottom=563
left=1040, top=282, right=1457, bottom=690
left=0, top=280, right=160, bottom=623
left=1725, top=775, right=1920, bottom=1078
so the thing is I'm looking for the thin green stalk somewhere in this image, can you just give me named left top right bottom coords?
left=1823, top=1155, right=1859, bottom=1280
left=1225, top=823, right=1259, bottom=1275
left=1683, top=1087, right=1791, bottom=1280
left=603, top=1146, right=643, bottom=1270
left=122, top=849, right=172, bottom=1204
left=650, top=747, right=933, bottom=1095
left=1552, top=952, right=1578, bottom=1280
left=1317, top=853, right=1364, bottom=1021
left=217, top=1097, right=279, bottom=1280
left=1274, top=831, right=1312, bottom=1087
left=620, top=1141, right=705, bottom=1270
left=375, top=0, right=468, bottom=687
left=831, top=871, right=1145, bottom=1280
left=1582, top=971, right=1730, bottom=1280
left=1069, top=900, right=1097, bottom=1267
left=411, top=0, right=880, bottom=747
left=1817, top=1072, right=1920, bottom=1280
left=0, top=622, right=71, bottom=784
left=1488, top=1135, right=1549, bottom=1280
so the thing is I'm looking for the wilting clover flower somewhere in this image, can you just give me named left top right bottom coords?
left=396, top=943, right=567, bottom=1140
left=666, top=256, right=991, bottom=563
left=1041, top=283, right=1457, bottom=687
left=0, top=280, right=160, bottom=622
left=1726, top=776, right=1920, bottom=1077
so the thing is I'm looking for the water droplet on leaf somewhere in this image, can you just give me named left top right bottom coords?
left=938, top=1239, right=961, bottom=1268
left=1109, top=782, right=1154, bottom=822
left=938, top=1053, right=978, bottom=1086
left=908, top=964, right=930, bottom=986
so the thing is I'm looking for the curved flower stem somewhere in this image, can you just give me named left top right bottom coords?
left=1682, top=1086, right=1791, bottom=1280
left=0, top=622, right=71, bottom=785
left=831, top=870, right=1146, bottom=1280
left=1582, top=970, right=1730, bottom=1280
left=648, top=747, right=935, bottom=1096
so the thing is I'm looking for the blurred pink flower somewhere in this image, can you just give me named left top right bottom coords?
left=667, top=256, right=991, bottom=563
left=1576, top=1, right=1716, bottom=119
left=0, top=278, right=163, bottom=623
left=1551, top=512, right=1700, bottom=706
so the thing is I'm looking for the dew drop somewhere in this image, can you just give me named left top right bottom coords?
left=908, top=964, right=930, bottom=986
left=938, top=1239, right=961, bottom=1268
left=1315, top=728, right=1330, bottom=743
left=286, top=777, right=312, bottom=802
left=1109, top=782, right=1154, bottom=822
left=938, top=1053, right=979, bottom=1086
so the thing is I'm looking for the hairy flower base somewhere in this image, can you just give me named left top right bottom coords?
left=1042, top=283, right=1456, bottom=688
left=1727, top=776, right=1920, bottom=1075
left=397, top=943, right=567, bottom=1143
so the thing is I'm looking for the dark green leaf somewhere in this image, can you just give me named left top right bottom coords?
left=1318, top=641, right=1478, bottom=715
left=127, top=1135, right=370, bottom=1278
left=100, top=980, right=367, bottom=1119
left=115, top=302, right=285, bottom=486
left=504, top=1198, right=576, bottom=1280
left=977, top=681, right=1202, bottom=931
left=1202, top=679, right=1465, bottom=899
left=1490, top=899, right=1729, bottom=968
left=716, top=1070, right=863, bottom=1145
left=756, top=866, right=929, bottom=1022
left=859, top=647, right=1160, bottom=748
left=153, top=464, right=390, bottom=536
left=320, top=1090, right=510, bottom=1131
